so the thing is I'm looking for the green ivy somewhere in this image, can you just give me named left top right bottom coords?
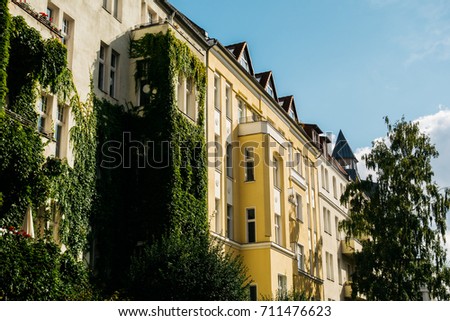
left=0, top=12, right=95, bottom=257
left=0, top=0, right=10, bottom=106
left=94, top=30, right=209, bottom=291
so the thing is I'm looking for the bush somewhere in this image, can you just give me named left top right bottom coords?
left=127, top=234, right=250, bottom=300
left=0, top=228, right=96, bottom=300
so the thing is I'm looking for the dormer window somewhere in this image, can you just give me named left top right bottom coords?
left=312, top=131, right=318, bottom=144
left=289, top=108, right=295, bottom=120
left=240, top=55, right=249, bottom=72
left=266, top=84, right=274, bottom=98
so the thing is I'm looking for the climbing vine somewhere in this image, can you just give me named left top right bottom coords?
left=93, top=30, right=209, bottom=291
left=0, top=0, right=10, bottom=105
left=129, top=30, right=208, bottom=237
left=0, top=12, right=96, bottom=256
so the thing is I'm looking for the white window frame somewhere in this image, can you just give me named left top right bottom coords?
left=274, top=213, right=281, bottom=245
left=109, top=50, right=119, bottom=98
left=296, top=194, right=303, bottom=221
left=214, top=74, right=220, bottom=110
left=37, top=95, right=48, bottom=134
left=225, top=82, right=231, bottom=119
left=297, top=243, right=304, bottom=271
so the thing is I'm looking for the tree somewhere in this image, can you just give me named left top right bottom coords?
left=341, top=117, right=450, bottom=300
left=127, top=234, right=251, bottom=300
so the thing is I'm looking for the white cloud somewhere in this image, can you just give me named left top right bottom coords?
left=415, top=107, right=450, bottom=188
left=355, top=146, right=375, bottom=180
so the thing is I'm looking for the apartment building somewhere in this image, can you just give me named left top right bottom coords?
left=6, top=0, right=361, bottom=300
left=308, top=127, right=363, bottom=300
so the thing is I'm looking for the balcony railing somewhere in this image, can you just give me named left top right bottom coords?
left=341, top=239, right=356, bottom=257
left=12, top=0, right=63, bottom=38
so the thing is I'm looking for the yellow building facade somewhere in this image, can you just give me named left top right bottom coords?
left=206, top=41, right=325, bottom=300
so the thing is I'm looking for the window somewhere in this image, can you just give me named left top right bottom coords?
left=214, top=137, right=221, bottom=170
left=226, top=205, right=233, bottom=239
left=335, top=216, right=339, bottom=240
left=247, top=208, right=256, bottom=243
left=296, top=194, right=303, bottom=221
left=61, top=17, right=69, bottom=45
left=225, top=83, right=231, bottom=119
left=323, top=207, right=331, bottom=234
left=110, top=50, right=119, bottom=98
left=332, top=177, right=337, bottom=199
left=214, top=75, right=220, bottom=110
left=277, top=274, right=287, bottom=297
left=46, top=7, right=53, bottom=21
left=273, top=157, right=280, bottom=189
left=98, top=44, right=106, bottom=91
left=237, top=99, right=244, bottom=123
left=244, top=148, right=255, bottom=181
left=186, top=78, right=196, bottom=120
left=113, top=0, right=120, bottom=19
left=297, top=244, right=304, bottom=271
left=274, top=213, right=281, bottom=244
left=296, top=151, right=303, bottom=175
left=240, top=55, right=249, bottom=72
left=266, top=84, right=274, bottom=98
left=215, top=198, right=221, bottom=234
left=37, top=95, right=48, bottom=133
left=289, top=108, right=295, bottom=120
left=326, top=252, right=334, bottom=281
left=322, top=167, right=329, bottom=191
left=338, top=258, right=342, bottom=285
left=226, top=143, right=233, bottom=178
left=55, top=105, right=65, bottom=158
left=177, top=75, right=184, bottom=112
left=249, top=285, right=257, bottom=301
left=308, top=229, right=313, bottom=274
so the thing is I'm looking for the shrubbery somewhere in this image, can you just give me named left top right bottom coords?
left=0, top=228, right=96, bottom=300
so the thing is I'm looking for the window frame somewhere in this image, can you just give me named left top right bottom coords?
left=226, top=204, right=233, bottom=239
left=244, top=147, right=255, bottom=182
left=109, top=50, right=119, bottom=98
left=246, top=208, right=256, bottom=243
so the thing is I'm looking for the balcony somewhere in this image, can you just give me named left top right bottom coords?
left=238, top=120, right=285, bottom=146
left=12, top=1, right=63, bottom=38
left=290, top=168, right=307, bottom=190
left=340, top=239, right=361, bottom=258
left=343, top=281, right=353, bottom=300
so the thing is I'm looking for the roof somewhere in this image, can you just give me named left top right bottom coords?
left=278, top=95, right=293, bottom=113
left=225, top=42, right=254, bottom=76
left=225, top=42, right=246, bottom=60
left=332, top=130, right=357, bottom=160
left=303, top=123, right=323, bottom=135
left=255, top=71, right=271, bottom=88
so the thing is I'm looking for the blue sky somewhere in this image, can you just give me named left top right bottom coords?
left=170, top=0, right=450, bottom=152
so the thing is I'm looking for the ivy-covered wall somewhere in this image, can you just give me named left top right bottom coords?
left=0, top=10, right=96, bottom=257
left=0, top=0, right=10, bottom=106
left=94, top=30, right=208, bottom=289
